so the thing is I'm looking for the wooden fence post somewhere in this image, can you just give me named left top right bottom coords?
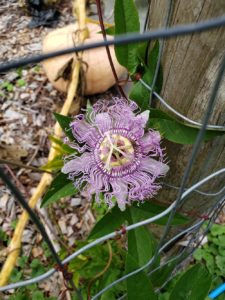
left=149, top=0, right=225, bottom=213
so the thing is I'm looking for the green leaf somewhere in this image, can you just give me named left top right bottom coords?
left=205, top=253, right=216, bottom=274
left=218, top=246, right=225, bottom=257
left=99, top=269, right=122, bottom=300
left=33, top=65, right=41, bottom=73
left=148, top=108, right=225, bottom=144
left=218, top=235, right=225, bottom=244
left=210, top=224, right=225, bottom=236
left=104, top=26, right=115, bottom=36
left=16, top=79, right=26, bottom=87
left=10, top=269, right=23, bottom=283
left=130, top=42, right=162, bottom=110
left=147, top=41, right=160, bottom=68
left=89, top=200, right=189, bottom=240
left=1, top=81, right=14, bottom=92
left=114, top=0, right=140, bottom=73
left=127, top=207, right=156, bottom=267
left=7, top=84, right=14, bottom=92
left=159, top=292, right=170, bottom=300
left=149, top=108, right=173, bottom=120
left=26, top=283, right=38, bottom=291
left=32, top=291, right=45, bottom=300
left=9, top=291, right=28, bottom=300
left=40, top=155, right=64, bottom=172
left=40, top=136, right=75, bottom=172
left=130, top=69, right=153, bottom=111
left=89, top=205, right=126, bottom=239
left=132, top=201, right=189, bottom=226
left=41, top=172, right=77, bottom=207
left=98, top=26, right=115, bottom=36
left=54, top=113, right=73, bottom=141
left=150, top=260, right=178, bottom=287
left=193, top=248, right=206, bottom=261
left=0, top=228, right=8, bottom=242
left=169, top=264, right=212, bottom=300
left=136, top=42, right=148, bottom=64
left=30, top=259, right=46, bottom=277
left=11, top=219, right=18, bottom=230
left=18, top=256, right=28, bottom=268
left=49, top=135, right=76, bottom=154
left=16, top=67, right=23, bottom=77
left=126, top=254, right=157, bottom=300
left=126, top=207, right=158, bottom=300
left=149, top=118, right=225, bottom=144
left=215, top=256, right=225, bottom=274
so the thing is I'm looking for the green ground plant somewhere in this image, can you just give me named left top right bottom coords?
left=194, top=223, right=225, bottom=300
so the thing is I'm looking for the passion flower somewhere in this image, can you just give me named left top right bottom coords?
left=62, top=98, right=169, bottom=210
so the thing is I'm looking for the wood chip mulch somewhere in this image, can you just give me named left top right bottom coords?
left=0, top=1, right=98, bottom=298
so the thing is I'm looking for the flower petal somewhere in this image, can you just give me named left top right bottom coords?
left=71, top=116, right=99, bottom=147
left=137, top=110, right=150, bottom=128
left=95, top=112, right=112, bottom=133
left=111, top=180, right=128, bottom=211
left=62, top=153, right=92, bottom=174
left=140, top=130, right=163, bottom=156
left=140, top=157, right=169, bottom=176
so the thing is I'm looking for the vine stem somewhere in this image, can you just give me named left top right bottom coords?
left=87, top=241, right=113, bottom=300
left=0, top=158, right=52, bottom=174
left=0, top=0, right=87, bottom=286
left=95, top=0, right=128, bottom=99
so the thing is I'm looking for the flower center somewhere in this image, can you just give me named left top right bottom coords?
left=94, top=129, right=141, bottom=177
left=99, top=133, right=135, bottom=172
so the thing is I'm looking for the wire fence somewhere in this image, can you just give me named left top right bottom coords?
left=0, top=2, right=225, bottom=299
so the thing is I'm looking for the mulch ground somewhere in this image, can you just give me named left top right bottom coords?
left=0, top=1, right=100, bottom=298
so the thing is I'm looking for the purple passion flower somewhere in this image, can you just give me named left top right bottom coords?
left=62, top=98, right=169, bottom=211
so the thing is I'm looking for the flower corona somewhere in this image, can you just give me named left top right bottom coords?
left=62, top=98, right=169, bottom=210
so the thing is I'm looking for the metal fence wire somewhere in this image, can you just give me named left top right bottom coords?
left=0, top=2, right=225, bottom=300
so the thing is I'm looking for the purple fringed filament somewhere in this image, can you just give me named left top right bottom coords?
left=62, top=98, right=169, bottom=211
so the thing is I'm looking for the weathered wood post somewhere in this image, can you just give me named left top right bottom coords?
left=149, top=0, right=225, bottom=213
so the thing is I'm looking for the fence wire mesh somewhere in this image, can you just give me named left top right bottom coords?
left=0, top=1, right=225, bottom=299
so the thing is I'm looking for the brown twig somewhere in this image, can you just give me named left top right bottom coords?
left=95, top=0, right=128, bottom=100
left=48, top=206, right=73, bottom=252
left=87, top=241, right=113, bottom=300
left=0, top=159, right=52, bottom=174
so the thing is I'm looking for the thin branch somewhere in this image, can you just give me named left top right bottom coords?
left=87, top=241, right=113, bottom=300
left=95, top=0, right=128, bottom=99
left=0, top=159, right=52, bottom=174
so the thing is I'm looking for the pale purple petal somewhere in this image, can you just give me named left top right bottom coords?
left=95, top=112, right=112, bottom=133
left=62, top=153, right=92, bottom=175
left=71, top=115, right=100, bottom=147
left=140, top=130, right=162, bottom=156
left=111, top=180, right=128, bottom=211
left=140, top=157, right=169, bottom=176
left=136, top=110, right=150, bottom=128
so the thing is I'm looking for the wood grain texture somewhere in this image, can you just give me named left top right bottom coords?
left=149, top=0, right=225, bottom=213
